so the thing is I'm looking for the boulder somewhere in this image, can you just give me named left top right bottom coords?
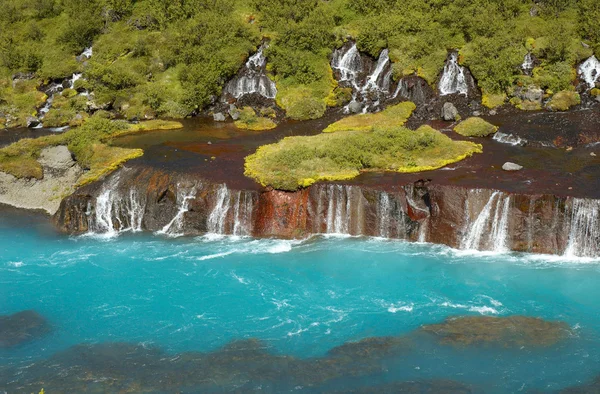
left=213, top=112, right=226, bottom=122
left=347, top=100, right=363, bottom=114
left=441, top=102, right=459, bottom=121
left=522, top=87, right=543, bottom=103
left=26, top=116, right=41, bottom=128
left=38, top=146, right=75, bottom=171
left=228, top=105, right=241, bottom=121
left=502, top=162, right=523, bottom=171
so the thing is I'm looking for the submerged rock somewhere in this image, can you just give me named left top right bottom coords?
left=502, top=162, right=523, bottom=171
left=420, top=315, right=571, bottom=347
left=0, top=310, right=50, bottom=348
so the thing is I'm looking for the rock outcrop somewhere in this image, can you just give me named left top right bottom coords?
left=0, top=146, right=83, bottom=215
left=55, top=166, right=600, bottom=258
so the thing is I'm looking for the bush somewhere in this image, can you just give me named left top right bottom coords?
left=454, top=117, right=499, bottom=137
left=547, top=90, right=581, bottom=111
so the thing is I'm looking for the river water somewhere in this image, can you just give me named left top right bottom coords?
left=1, top=208, right=600, bottom=393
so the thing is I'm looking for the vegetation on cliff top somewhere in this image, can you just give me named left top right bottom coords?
left=454, top=117, right=499, bottom=137
left=1, top=0, right=598, bottom=125
left=0, top=117, right=182, bottom=184
left=245, top=117, right=482, bottom=190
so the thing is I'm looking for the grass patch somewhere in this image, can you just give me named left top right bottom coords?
left=454, top=117, right=498, bottom=137
left=234, top=107, right=277, bottom=131
left=547, top=90, right=581, bottom=111
left=0, top=117, right=180, bottom=183
left=323, top=102, right=416, bottom=133
left=245, top=124, right=482, bottom=191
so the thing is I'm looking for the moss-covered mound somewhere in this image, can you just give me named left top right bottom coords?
left=323, top=102, right=416, bottom=133
left=0, top=117, right=182, bottom=185
left=420, top=315, right=571, bottom=348
left=245, top=124, right=482, bottom=190
left=234, top=107, right=277, bottom=131
left=547, top=90, right=581, bottom=111
left=454, top=117, right=498, bottom=137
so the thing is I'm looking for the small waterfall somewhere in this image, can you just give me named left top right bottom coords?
left=378, top=193, right=391, bottom=238
left=439, top=52, right=469, bottom=96
left=331, top=43, right=394, bottom=113
left=232, top=191, right=254, bottom=237
left=521, top=53, right=534, bottom=72
left=207, top=184, right=232, bottom=235
left=88, top=173, right=147, bottom=235
left=493, top=131, right=527, bottom=146
left=323, top=185, right=351, bottom=234
left=331, top=43, right=362, bottom=85
left=461, top=191, right=512, bottom=251
left=564, top=198, right=600, bottom=258
left=526, top=198, right=536, bottom=251
left=223, top=44, right=277, bottom=100
left=156, top=186, right=196, bottom=237
left=578, top=56, right=600, bottom=89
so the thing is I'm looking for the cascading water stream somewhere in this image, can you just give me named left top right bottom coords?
left=461, top=191, right=511, bottom=251
left=439, top=52, right=469, bottom=96
left=578, top=56, right=600, bottom=89
left=331, top=43, right=394, bottom=113
left=156, top=186, right=196, bottom=237
left=232, top=191, right=254, bottom=237
left=522, top=53, right=534, bottom=72
left=207, top=184, right=232, bottom=235
left=223, top=44, right=277, bottom=100
left=564, top=198, right=600, bottom=258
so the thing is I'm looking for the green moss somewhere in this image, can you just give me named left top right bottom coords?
left=454, top=117, right=499, bottom=137
left=234, top=107, right=277, bottom=131
left=323, top=102, right=416, bottom=133
left=245, top=122, right=481, bottom=191
left=591, top=88, right=600, bottom=97
left=547, top=90, right=581, bottom=111
left=482, top=93, right=506, bottom=109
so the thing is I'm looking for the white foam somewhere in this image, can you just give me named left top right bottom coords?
left=388, top=304, right=414, bottom=313
left=7, top=261, right=24, bottom=268
left=196, top=251, right=235, bottom=261
left=469, top=306, right=499, bottom=315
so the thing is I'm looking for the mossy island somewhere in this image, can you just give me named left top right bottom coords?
left=245, top=103, right=482, bottom=190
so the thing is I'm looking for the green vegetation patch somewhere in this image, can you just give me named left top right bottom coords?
left=234, top=107, right=277, bottom=131
left=245, top=124, right=481, bottom=191
left=0, top=117, right=182, bottom=184
left=454, top=117, right=499, bottom=137
left=547, top=90, right=581, bottom=111
left=323, top=102, right=416, bottom=133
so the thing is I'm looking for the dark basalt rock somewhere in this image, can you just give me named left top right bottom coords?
left=0, top=310, right=50, bottom=348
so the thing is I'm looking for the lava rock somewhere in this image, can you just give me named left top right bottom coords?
left=213, top=112, right=226, bottom=122
left=0, top=310, right=50, bottom=348
left=502, top=162, right=524, bottom=171
left=441, top=102, right=459, bottom=121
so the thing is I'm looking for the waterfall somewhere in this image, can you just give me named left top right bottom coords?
left=461, top=191, right=511, bottom=251
left=156, top=186, right=196, bottom=237
left=439, top=52, right=469, bottom=96
left=493, top=131, right=527, bottom=146
left=88, top=173, right=146, bottom=236
left=521, top=53, right=534, bottom=72
left=223, top=44, right=277, bottom=100
left=564, top=198, right=600, bottom=258
left=331, top=43, right=394, bottom=113
left=232, top=191, right=254, bottom=237
left=578, top=56, right=600, bottom=89
left=331, top=43, right=362, bottom=85
left=207, top=184, right=232, bottom=235
left=378, top=193, right=391, bottom=238
left=317, top=185, right=354, bottom=235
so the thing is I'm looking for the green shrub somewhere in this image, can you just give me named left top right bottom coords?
left=454, top=117, right=499, bottom=137
left=547, top=90, right=581, bottom=111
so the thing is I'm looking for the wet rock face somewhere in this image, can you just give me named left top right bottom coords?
left=55, top=166, right=600, bottom=257
left=0, top=310, right=50, bottom=348
left=420, top=316, right=571, bottom=348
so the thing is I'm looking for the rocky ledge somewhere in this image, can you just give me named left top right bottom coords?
left=55, top=164, right=600, bottom=258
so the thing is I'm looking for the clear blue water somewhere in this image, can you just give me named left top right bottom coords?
left=1, top=209, right=600, bottom=393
